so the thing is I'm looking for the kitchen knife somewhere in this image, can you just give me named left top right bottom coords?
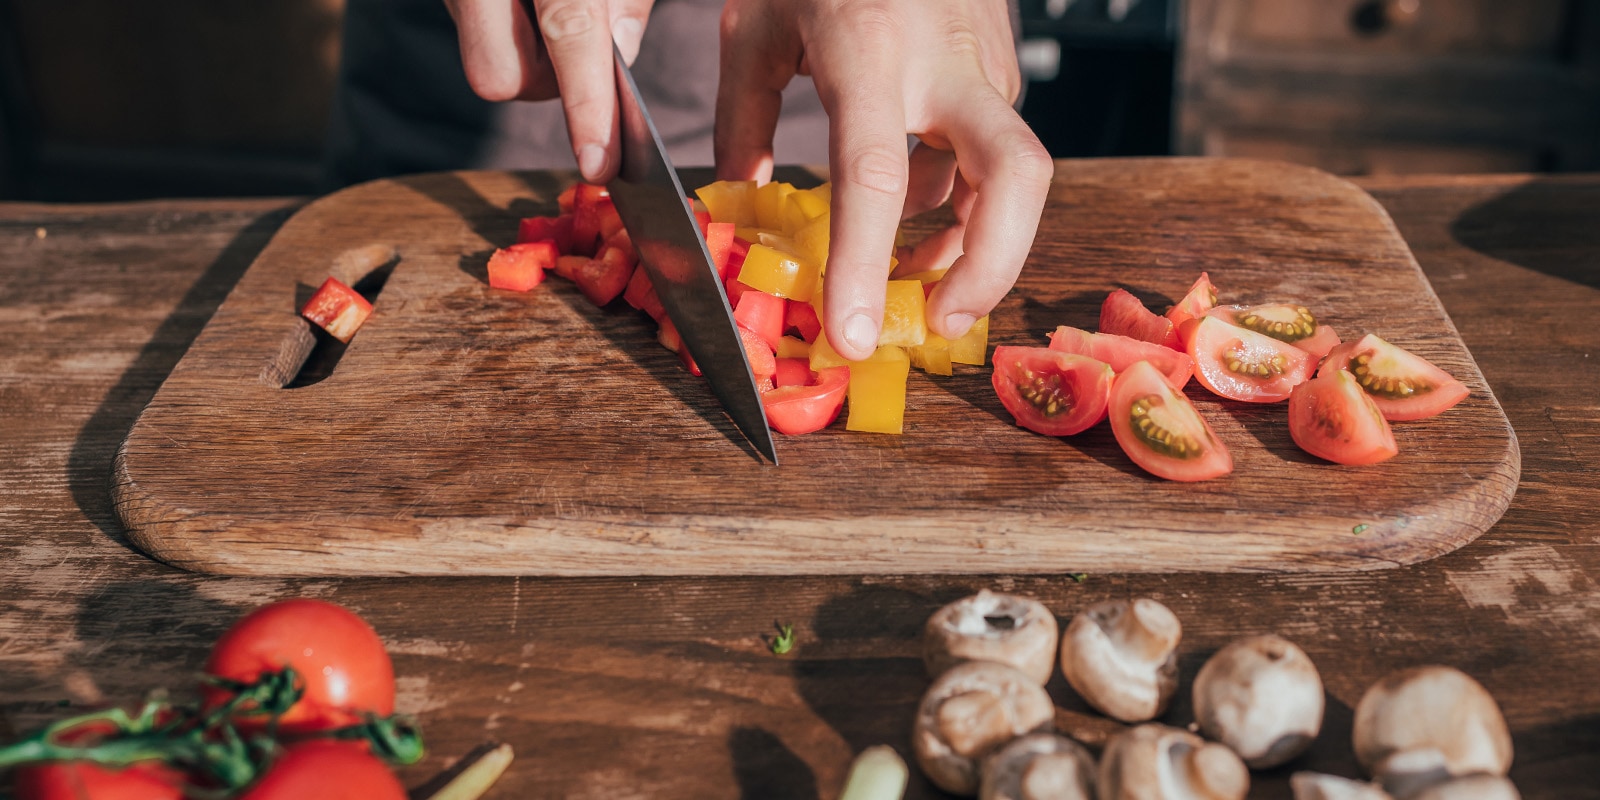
left=605, top=42, right=778, bottom=464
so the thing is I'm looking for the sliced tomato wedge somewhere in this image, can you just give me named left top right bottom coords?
left=1289, top=368, right=1398, bottom=465
left=1109, top=360, right=1233, bottom=481
left=1319, top=334, right=1468, bottom=421
left=773, top=357, right=811, bottom=388
left=763, top=365, right=850, bottom=435
left=991, top=346, right=1115, bottom=436
left=1208, top=304, right=1341, bottom=362
left=1187, top=316, right=1314, bottom=403
left=1048, top=325, right=1194, bottom=389
left=1100, top=288, right=1179, bottom=350
left=1165, top=272, right=1218, bottom=329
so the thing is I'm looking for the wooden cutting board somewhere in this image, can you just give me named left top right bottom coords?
left=112, top=158, right=1518, bottom=576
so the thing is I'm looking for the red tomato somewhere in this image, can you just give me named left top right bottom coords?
left=203, top=599, right=394, bottom=735
left=13, top=762, right=185, bottom=800
left=1206, top=304, right=1341, bottom=362
left=1187, top=316, right=1314, bottom=403
left=1289, top=369, right=1398, bottom=465
left=1048, top=325, right=1194, bottom=389
left=763, top=366, right=850, bottom=435
left=773, top=357, right=812, bottom=388
left=1109, top=360, right=1233, bottom=482
left=236, top=742, right=405, bottom=800
left=991, top=346, right=1115, bottom=436
left=300, top=277, right=373, bottom=344
left=1099, top=288, right=1179, bottom=350
left=1164, top=272, right=1218, bottom=329
left=1318, top=334, right=1468, bottom=421
left=737, top=325, right=777, bottom=383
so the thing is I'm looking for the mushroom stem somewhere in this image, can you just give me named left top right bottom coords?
left=1114, top=599, right=1182, bottom=662
left=839, top=746, right=909, bottom=800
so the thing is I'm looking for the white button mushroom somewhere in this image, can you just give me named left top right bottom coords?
left=980, top=733, right=1096, bottom=800
left=1290, top=773, right=1394, bottom=800
left=1407, top=775, right=1520, bottom=800
left=1192, top=634, right=1324, bottom=769
left=1097, top=724, right=1249, bottom=800
left=1059, top=599, right=1181, bottom=723
left=1352, top=666, right=1512, bottom=791
left=913, top=660, right=1057, bottom=797
left=925, top=590, right=1061, bottom=686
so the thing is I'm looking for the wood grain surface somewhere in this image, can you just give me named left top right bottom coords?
left=111, top=159, right=1517, bottom=576
left=1, top=171, right=1597, bottom=798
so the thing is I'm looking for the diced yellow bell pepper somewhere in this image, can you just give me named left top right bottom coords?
left=809, top=332, right=851, bottom=371
left=782, top=188, right=831, bottom=235
left=754, top=181, right=796, bottom=231
left=738, top=240, right=821, bottom=302
left=908, top=331, right=953, bottom=376
left=734, top=226, right=768, bottom=244
left=846, top=346, right=911, bottom=434
left=815, top=182, right=832, bottom=204
left=878, top=280, right=927, bottom=348
left=775, top=336, right=811, bottom=358
left=948, top=315, right=989, bottom=365
left=898, top=268, right=948, bottom=285
left=792, top=213, right=830, bottom=271
left=695, top=180, right=759, bottom=227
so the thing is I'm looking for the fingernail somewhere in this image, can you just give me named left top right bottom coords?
left=944, top=312, right=977, bottom=338
left=843, top=313, right=879, bottom=356
left=578, top=145, right=607, bottom=182
left=614, top=18, right=644, bottom=64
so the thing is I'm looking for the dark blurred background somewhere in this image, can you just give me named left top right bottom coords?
left=0, top=0, right=1596, bottom=201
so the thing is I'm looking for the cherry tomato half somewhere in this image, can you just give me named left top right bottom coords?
left=1187, top=316, right=1314, bottom=403
left=1048, top=325, right=1194, bottom=389
left=1164, top=272, right=1219, bottom=330
left=203, top=599, right=394, bottom=734
left=762, top=365, right=849, bottom=435
left=1207, top=304, right=1341, bottom=362
left=1318, top=334, right=1468, bottom=421
left=1109, top=360, right=1233, bottom=482
left=1288, top=368, right=1398, bottom=465
left=991, top=346, right=1114, bottom=437
left=1099, top=288, right=1179, bottom=350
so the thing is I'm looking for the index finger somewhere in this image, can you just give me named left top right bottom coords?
left=808, top=9, right=911, bottom=361
left=534, top=0, right=622, bottom=183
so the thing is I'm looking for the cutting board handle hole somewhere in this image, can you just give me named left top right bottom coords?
left=260, top=245, right=400, bottom=389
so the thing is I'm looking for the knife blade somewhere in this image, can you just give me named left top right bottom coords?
left=604, top=42, right=778, bottom=464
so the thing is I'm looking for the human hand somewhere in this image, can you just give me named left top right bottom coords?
left=715, top=0, right=1052, bottom=360
left=445, top=0, right=656, bottom=183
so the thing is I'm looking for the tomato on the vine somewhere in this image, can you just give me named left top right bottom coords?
left=236, top=741, right=405, bottom=800
left=203, top=599, right=394, bottom=734
left=12, top=761, right=185, bottom=800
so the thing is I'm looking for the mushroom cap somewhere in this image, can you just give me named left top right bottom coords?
left=1060, top=598, right=1181, bottom=723
left=1407, top=775, right=1520, bottom=800
left=1098, top=724, right=1249, bottom=800
left=1290, top=773, right=1394, bottom=800
left=913, top=660, right=1056, bottom=796
left=980, top=733, right=1096, bottom=800
left=1193, top=634, right=1325, bottom=769
left=925, top=590, right=1061, bottom=686
left=1352, top=666, right=1512, bottom=782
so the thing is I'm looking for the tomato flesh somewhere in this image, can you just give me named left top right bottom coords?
left=1100, top=288, right=1179, bottom=350
left=1289, top=368, right=1398, bottom=465
left=237, top=741, right=406, bottom=800
left=991, top=346, right=1114, bottom=436
left=1318, top=334, right=1468, bottom=421
left=1164, top=272, right=1218, bottom=329
left=1048, top=325, right=1194, bottom=389
left=1207, top=304, right=1341, bottom=362
left=763, top=365, right=850, bottom=435
left=203, top=599, right=395, bottom=734
left=13, top=762, right=184, bottom=800
left=1109, top=360, right=1233, bottom=481
left=1188, top=316, right=1314, bottom=403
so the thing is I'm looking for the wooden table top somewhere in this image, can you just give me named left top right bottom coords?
left=1, top=169, right=1596, bottom=798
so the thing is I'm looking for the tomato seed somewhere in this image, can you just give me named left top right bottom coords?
left=1129, top=396, right=1203, bottom=459
left=1350, top=354, right=1432, bottom=399
left=1238, top=305, right=1316, bottom=343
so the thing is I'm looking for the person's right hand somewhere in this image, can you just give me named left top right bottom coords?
left=445, top=0, right=656, bottom=184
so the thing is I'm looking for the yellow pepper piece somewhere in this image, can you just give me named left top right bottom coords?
left=815, top=182, right=832, bottom=204
left=754, top=181, right=796, bottom=231
left=792, top=213, right=830, bottom=271
left=738, top=240, right=821, bottom=302
left=877, top=280, right=927, bottom=348
left=783, top=188, right=831, bottom=235
left=897, top=268, right=948, bottom=285
left=948, top=315, right=989, bottom=365
left=846, top=346, right=911, bottom=434
left=775, top=336, right=811, bottom=358
left=694, top=180, right=758, bottom=227
left=734, top=226, right=769, bottom=244
left=908, top=331, right=953, bottom=376
left=809, top=332, right=851, bottom=371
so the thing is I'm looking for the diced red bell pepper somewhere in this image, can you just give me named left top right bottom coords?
left=558, top=185, right=578, bottom=214
left=623, top=264, right=667, bottom=322
left=486, top=241, right=555, bottom=293
left=573, top=247, right=634, bottom=306
left=570, top=185, right=614, bottom=256
left=517, top=215, right=574, bottom=253
left=553, top=255, right=588, bottom=281
left=723, top=237, right=751, bottom=282
left=738, top=324, right=777, bottom=383
left=734, top=290, right=785, bottom=352
left=762, top=365, right=850, bottom=435
left=705, top=222, right=736, bottom=278
left=657, top=318, right=701, bottom=376
left=604, top=229, right=638, bottom=266
left=301, top=277, right=373, bottom=343
left=774, top=357, right=812, bottom=388
left=783, top=300, right=823, bottom=344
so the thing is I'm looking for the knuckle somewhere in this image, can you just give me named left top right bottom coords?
left=836, top=1, right=902, bottom=46
left=844, top=147, right=909, bottom=200
left=999, top=131, right=1054, bottom=186
left=940, top=20, right=985, bottom=63
left=536, top=1, right=598, bottom=43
